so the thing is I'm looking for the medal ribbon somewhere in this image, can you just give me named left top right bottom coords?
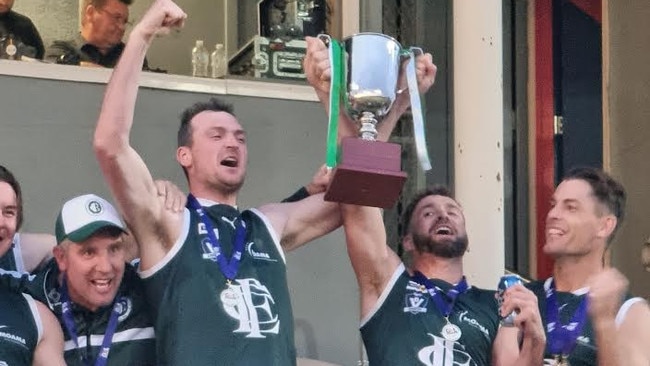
left=324, top=35, right=343, bottom=169
left=412, top=271, right=469, bottom=317
left=405, top=47, right=432, bottom=171
left=60, top=280, right=122, bottom=366
left=545, top=278, right=589, bottom=357
left=186, top=194, right=246, bottom=281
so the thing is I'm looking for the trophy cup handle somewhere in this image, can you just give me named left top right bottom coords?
left=409, top=46, right=424, bottom=56
left=402, top=46, right=433, bottom=171
left=317, top=34, right=331, bottom=47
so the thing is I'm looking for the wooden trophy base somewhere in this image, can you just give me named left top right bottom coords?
left=324, top=137, right=407, bottom=208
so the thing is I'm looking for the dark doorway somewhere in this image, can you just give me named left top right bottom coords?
left=553, top=0, right=602, bottom=182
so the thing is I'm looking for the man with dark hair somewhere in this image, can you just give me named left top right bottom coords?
left=0, top=165, right=55, bottom=272
left=527, top=167, right=650, bottom=365
left=340, top=186, right=546, bottom=365
left=45, top=0, right=147, bottom=69
left=0, top=0, right=44, bottom=59
left=0, top=166, right=66, bottom=365
left=92, top=0, right=436, bottom=364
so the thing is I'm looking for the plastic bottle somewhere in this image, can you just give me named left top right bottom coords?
left=210, top=43, right=227, bottom=79
left=191, top=40, right=209, bottom=77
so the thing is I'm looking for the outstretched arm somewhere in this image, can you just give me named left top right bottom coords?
left=93, top=0, right=187, bottom=271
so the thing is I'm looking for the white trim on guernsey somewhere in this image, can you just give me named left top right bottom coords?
left=543, top=277, right=589, bottom=296
left=543, top=277, right=646, bottom=328
left=23, top=293, right=43, bottom=343
left=63, top=327, right=155, bottom=351
left=248, top=208, right=286, bottom=264
left=196, top=198, right=237, bottom=210
left=138, top=209, right=191, bottom=279
left=12, top=233, right=25, bottom=273
left=615, top=297, right=646, bottom=327
left=360, top=263, right=405, bottom=328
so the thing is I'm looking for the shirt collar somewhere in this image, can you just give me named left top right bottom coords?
left=195, top=197, right=237, bottom=210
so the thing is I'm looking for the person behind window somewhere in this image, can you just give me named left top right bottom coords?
left=45, top=0, right=148, bottom=69
left=0, top=0, right=45, bottom=59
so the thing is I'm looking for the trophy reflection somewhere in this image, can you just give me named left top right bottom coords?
left=324, top=32, right=414, bottom=209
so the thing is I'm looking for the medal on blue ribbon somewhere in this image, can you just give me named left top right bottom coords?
left=186, top=195, right=247, bottom=291
left=546, top=279, right=587, bottom=365
left=412, top=271, right=469, bottom=341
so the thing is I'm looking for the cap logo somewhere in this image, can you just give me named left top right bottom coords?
left=86, top=200, right=103, bottom=215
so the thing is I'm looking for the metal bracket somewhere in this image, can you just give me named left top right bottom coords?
left=554, top=115, right=564, bottom=136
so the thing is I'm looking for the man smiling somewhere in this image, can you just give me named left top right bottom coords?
left=0, top=194, right=156, bottom=365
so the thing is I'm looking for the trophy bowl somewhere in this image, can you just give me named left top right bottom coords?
left=344, top=33, right=402, bottom=140
left=324, top=32, right=409, bottom=208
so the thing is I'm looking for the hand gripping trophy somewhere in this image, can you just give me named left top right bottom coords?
left=320, top=32, right=431, bottom=208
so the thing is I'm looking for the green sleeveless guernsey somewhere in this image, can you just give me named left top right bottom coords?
left=140, top=205, right=296, bottom=366
left=0, top=291, right=40, bottom=366
left=528, top=278, right=644, bottom=366
left=361, top=264, right=499, bottom=366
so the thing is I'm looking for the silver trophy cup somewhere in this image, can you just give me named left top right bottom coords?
left=324, top=32, right=419, bottom=208
left=342, top=33, right=404, bottom=141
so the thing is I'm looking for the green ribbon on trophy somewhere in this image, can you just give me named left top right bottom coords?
left=324, top=36, right=343, bottom=169
left=321, top=32, right=432, bottom=208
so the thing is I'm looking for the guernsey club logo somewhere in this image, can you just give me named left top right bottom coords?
left=404, top=280, right=428, bottom=314
left=246, top=242, right=276, bottom=262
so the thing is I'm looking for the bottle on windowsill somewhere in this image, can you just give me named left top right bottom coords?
left=191, top=40, right=209, bottom=77
left=210, top=43, right=227, bottom=79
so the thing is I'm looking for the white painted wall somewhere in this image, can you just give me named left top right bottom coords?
left=453, top=0, right=505, bottom=290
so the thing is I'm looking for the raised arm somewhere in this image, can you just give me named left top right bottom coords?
left=587, top=268, right=650, bottom=366
left=262, top=38, right=437, bottom=253
left=340, top=204, right=401, bottom=319
left=93, top=0, right=187, bottom=270
left=32, top=300, right=66, bottom=366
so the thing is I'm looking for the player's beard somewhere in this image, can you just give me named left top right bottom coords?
left=411, top=231, right=469, bottom=258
